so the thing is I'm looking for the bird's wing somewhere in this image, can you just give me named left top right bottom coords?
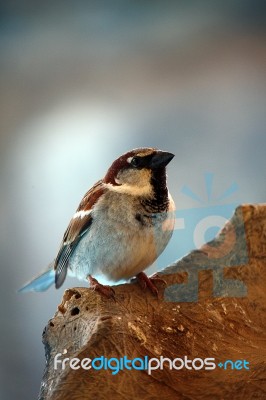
left=54, top=180, right=106, bottom=288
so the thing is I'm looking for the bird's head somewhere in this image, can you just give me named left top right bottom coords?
left=103, top=148, right=174, bottom=197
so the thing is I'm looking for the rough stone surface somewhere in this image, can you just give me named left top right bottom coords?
left=39, top=204, right=266, bottom=400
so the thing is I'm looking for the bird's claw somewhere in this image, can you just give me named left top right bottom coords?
left=88, top=275, right=115, bottom=299
left=136, top=272, right=166, bottom=297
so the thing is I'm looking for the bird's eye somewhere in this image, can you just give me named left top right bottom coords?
left=131, top=156, right=141, bottom=168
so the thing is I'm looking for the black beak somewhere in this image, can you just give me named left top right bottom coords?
left=149, top=151, right=175, bottom=169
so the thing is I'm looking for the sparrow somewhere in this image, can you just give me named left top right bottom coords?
left=20, top=147, right=175, bottom=297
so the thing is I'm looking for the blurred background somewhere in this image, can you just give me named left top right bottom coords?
left=0, top=1, right=265, bottom=398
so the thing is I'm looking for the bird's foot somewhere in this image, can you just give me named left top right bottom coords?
left=88, top=275, right=115, bottom=299
left=136, top=272, right=166, bottom=296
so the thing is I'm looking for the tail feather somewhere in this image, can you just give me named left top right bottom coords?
left=19, top=265, right=55, bottom=293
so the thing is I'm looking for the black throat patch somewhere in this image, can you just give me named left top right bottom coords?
left=140, top=167, right=169, bottom=214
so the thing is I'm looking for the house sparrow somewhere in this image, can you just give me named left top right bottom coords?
left=20, top=147, right=175, bottom=297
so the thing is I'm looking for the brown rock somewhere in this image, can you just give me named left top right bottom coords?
left=39, top=204, right=266, bottom=400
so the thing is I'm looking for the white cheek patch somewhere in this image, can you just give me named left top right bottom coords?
left=73, top=210, right=91, bottom=219
left=105, top=182, right=152, bottom=197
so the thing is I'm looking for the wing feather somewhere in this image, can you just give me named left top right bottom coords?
left=54, top=180, right=105, bottom=288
